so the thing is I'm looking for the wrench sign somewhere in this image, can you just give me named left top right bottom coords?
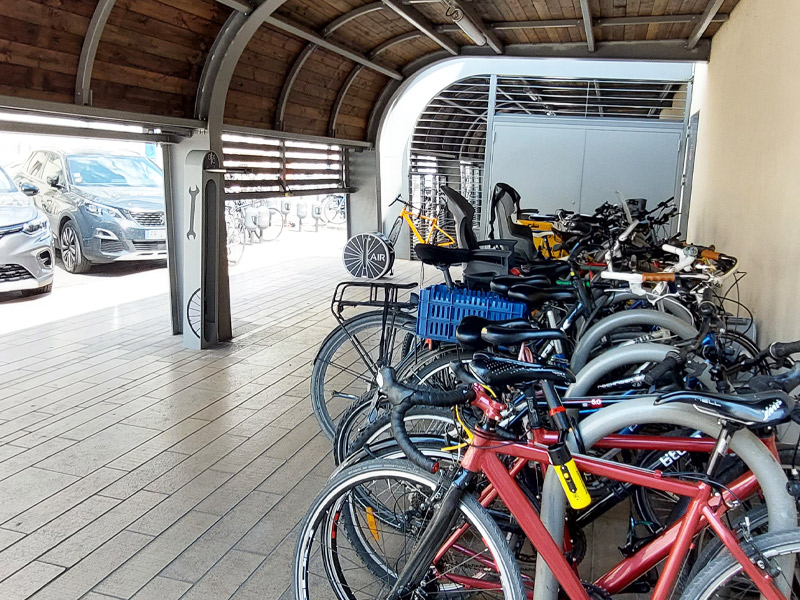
left=186, top=186, right=199, bottom=240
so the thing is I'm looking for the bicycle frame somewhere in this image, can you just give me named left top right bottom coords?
left=438, top=429, right=783, bottom=600
left=386, top=203, right=456, bottom=247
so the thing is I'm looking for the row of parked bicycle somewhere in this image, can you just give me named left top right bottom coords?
left=295, top=185, right=800, bottom=600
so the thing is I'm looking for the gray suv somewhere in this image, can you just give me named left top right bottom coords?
left=0, top=165, right=54, bottom=295
left=16, top=150, right=167, bottom=273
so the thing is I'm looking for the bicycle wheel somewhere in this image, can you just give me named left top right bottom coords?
left=226, top=214, right=246, bottom=265
left=679, top=529, right=800, bottom=600
left=186, top=289, right=201, bottom=339
left=294, top=460, right=526, bottom=600
left=260, top=207, right=283, bottom=241
left=324, top=195, right=346, bottom=225
left=342, top=232, right=394, bottom=279
left=311, top=311, right=423, bottom=440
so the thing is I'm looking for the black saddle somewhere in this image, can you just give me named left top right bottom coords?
left=469, top=352, right=575, bottom=387
left=490, top=275, right=552, bottom=296
left=655, top=390, right=794, bottom=427
left=455, top=316, right=529, bottom=350
left=481, top=324, right=567, bottom=347
left=523, top=262, right=572, bottom=279
left=508, top=285, right=577, bottom=307
left=414, top=243, right=470, bottom=266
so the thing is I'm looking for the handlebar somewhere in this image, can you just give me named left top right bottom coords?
left=389, top=195, right=413, bottom=208
left=749, top=362, right=800, bottom=394
left=769, top=340, right=800, bottom=361
left=378, top=367, right=474, bottom=472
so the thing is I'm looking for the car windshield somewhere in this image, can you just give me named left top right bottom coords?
left=66, top=156, right=163, bottom=188
left=0, top=166, right=28, bottom=207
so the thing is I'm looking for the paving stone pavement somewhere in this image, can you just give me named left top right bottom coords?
left=0, top=252, right=428, bottom=599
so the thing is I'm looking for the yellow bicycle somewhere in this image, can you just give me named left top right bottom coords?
left=343, top=195, right=456, bottom=279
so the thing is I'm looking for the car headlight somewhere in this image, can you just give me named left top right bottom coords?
left=83, top=200, right=122, bottom=219
left=23, top=215, right=49, bottom=235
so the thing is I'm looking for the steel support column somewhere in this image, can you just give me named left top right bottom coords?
left=479, top=74, right=497, bottom=238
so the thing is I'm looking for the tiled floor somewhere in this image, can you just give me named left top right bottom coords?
left=0, top=246, right=425, bottom=600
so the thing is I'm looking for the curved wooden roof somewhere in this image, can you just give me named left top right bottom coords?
left=0, top=0, right=739, bottom=144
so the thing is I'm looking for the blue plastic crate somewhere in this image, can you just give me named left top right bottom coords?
left=416, top=284, right=527, bottom=343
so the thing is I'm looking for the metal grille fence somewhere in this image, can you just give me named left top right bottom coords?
left=407, top=74, right=689, bottom=258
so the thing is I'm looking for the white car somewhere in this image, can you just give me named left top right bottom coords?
left=0, top=165, right=54, bottom=295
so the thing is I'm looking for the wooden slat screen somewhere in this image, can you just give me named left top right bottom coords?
left=222, top=132, right=346, bottom=201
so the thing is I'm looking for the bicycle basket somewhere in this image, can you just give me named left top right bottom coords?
left=416, top=284, right=526, bottom=343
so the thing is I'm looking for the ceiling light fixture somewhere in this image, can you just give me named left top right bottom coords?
left=441, top=0, right=486, bottom=46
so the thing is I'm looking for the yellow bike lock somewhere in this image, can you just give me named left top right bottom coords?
left=548, top=444, right=591, bottom=510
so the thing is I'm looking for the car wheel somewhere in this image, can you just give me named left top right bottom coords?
left=59, top=222, right=91, bottom=274
left=21, top=283, right=52, bottom=297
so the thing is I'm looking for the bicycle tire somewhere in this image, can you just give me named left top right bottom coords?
left=679, top=529, right=800, bottom=600
left=293, top=459, right=526, bottom=600
left=310, top=311, right=422, bottom=440
left=253, top=206, right=282, bottom=242
left=323, top=195, right=346, bottom=225
left=225, top=214, right=246, bottom=265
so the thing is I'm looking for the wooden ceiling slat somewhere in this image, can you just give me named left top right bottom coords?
left=0, top=0, right=89, bottom=37
left=0, top=0, right=739, bottom=143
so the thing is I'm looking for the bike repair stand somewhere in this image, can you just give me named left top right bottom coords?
left=175, top=150, right=226, bottom=350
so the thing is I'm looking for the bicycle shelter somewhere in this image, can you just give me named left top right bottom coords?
left=0, top=1, right=800, bottom=597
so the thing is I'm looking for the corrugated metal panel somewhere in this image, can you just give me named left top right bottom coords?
left=222, top=132, right=347, bottom=201
left=408, top=76, right=490, bottom=257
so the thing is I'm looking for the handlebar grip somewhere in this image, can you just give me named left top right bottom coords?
left=700, top=249, right=721, bottom=260
left=391, top=402, right=438, bottom=473
left=641, top=272, right=676, bottom=282
left=643, top=354, right=680, bottom=385
left=770, top=341, right=800, bottom=360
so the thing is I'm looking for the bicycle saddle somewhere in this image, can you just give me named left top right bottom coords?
left=522, top=262, right=572, bottom=278
left=655, top=389, right=794, bottom=426
left=508, top=285, right=577, bottom=307
left=490, top=275, right=551, bottom=296
left=481, top=324, right=567, bottom=347
left=414, top=243, right=471, bottom=266
left=469, top=352, right=575, bottom=387
left=455, top=316, right=530, bottom=350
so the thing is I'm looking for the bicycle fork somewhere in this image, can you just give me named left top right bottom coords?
left=384, top=470, right=473, bottom=600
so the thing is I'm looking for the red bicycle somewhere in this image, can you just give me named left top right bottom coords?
left=294, top=361, right=800, bottom=600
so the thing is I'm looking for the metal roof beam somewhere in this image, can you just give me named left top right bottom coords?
left=213, top=0, right=253, bottom=13
left=75, top=0, right=116, bottom=106
left=369, top=31, right=423, bottom=56
left=264, top=15, right=402, bottom=79
left=323, top=2, right=384, bottom=36
left=380, top=0, right=459, bottom=55
left=485, top=19, right=581, bottom=30
left=328, top=65, right=365, bottom=137
left=274, top=45, right=316, bottom=130
left=687, top=0, right=726, bottom=49
left=434, top=14, right=729, bottom=33
left=577, top=0, right=595, bottom=52
left=597, top=14, right=728, bottom=27
left=474, top=39, right=711, bottom=61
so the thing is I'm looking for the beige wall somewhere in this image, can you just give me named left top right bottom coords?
left=689, top=0, right=800, bottom=343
